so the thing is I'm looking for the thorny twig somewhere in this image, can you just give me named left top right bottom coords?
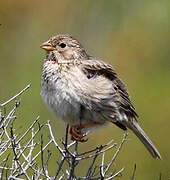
left=104, top=132, right=128, bottom=175
left=0, top=84, right=31, bottom=107
left=0, top=84, right=129, bottom=179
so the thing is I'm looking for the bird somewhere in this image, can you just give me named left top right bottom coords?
left=40, top=34, right=161, bottom=159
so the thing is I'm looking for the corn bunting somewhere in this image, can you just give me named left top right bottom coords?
left=40, top=34, right=161, bottom=159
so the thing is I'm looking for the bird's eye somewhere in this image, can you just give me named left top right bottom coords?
left=59, top=43, right=66, bottom=48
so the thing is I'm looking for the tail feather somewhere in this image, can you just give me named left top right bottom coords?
left=127, top=120, right=162, bottom=159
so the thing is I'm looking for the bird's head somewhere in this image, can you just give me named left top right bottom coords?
left=40, top=34, right=87, bottom=62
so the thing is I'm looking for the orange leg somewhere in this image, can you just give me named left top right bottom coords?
left=70, top=122, right=104, bottom=143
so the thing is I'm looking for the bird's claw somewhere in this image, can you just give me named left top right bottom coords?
left=70, top=125, right=88, bottom=143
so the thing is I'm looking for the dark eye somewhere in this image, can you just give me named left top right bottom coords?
left=59, top=43, right=66, bottom=48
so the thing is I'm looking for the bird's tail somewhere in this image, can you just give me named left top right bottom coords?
left=126, top=120, right=162, bottom=159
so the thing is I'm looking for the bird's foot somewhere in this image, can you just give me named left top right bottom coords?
left=70, top=125, right=88, bottom=142
left=70, top=122, right=104, bottom=143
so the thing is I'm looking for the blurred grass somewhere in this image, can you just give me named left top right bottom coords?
left=0, top=0, right=170, bottom=179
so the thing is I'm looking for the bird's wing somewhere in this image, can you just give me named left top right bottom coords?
left=78, top=58, right=138, bottom=121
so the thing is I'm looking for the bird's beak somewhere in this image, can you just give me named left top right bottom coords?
left=40, top=41, right=55, bottom=51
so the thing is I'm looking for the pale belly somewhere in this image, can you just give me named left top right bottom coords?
left=41, top=76, right=84, bottom=125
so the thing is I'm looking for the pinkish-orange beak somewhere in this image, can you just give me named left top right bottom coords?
left=40, top=41, right=55, bottom=51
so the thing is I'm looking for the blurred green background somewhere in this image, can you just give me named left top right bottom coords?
left=0, top=0, right=170, bottom=179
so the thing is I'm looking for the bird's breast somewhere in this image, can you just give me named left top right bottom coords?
left=41, top=62, right=82, bottom=124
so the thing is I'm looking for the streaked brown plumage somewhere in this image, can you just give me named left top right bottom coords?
left=40, top=34, right=161, bottom=159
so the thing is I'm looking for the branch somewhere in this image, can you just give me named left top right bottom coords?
left=0, top=85, right=130, bottom=179
left=1, top=84, right=31, bottom=107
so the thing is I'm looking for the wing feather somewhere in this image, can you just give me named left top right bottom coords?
left=79, top=58, right=138, bottom=120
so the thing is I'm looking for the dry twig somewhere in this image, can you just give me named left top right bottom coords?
left=0, top=84, right=128, bottom=179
